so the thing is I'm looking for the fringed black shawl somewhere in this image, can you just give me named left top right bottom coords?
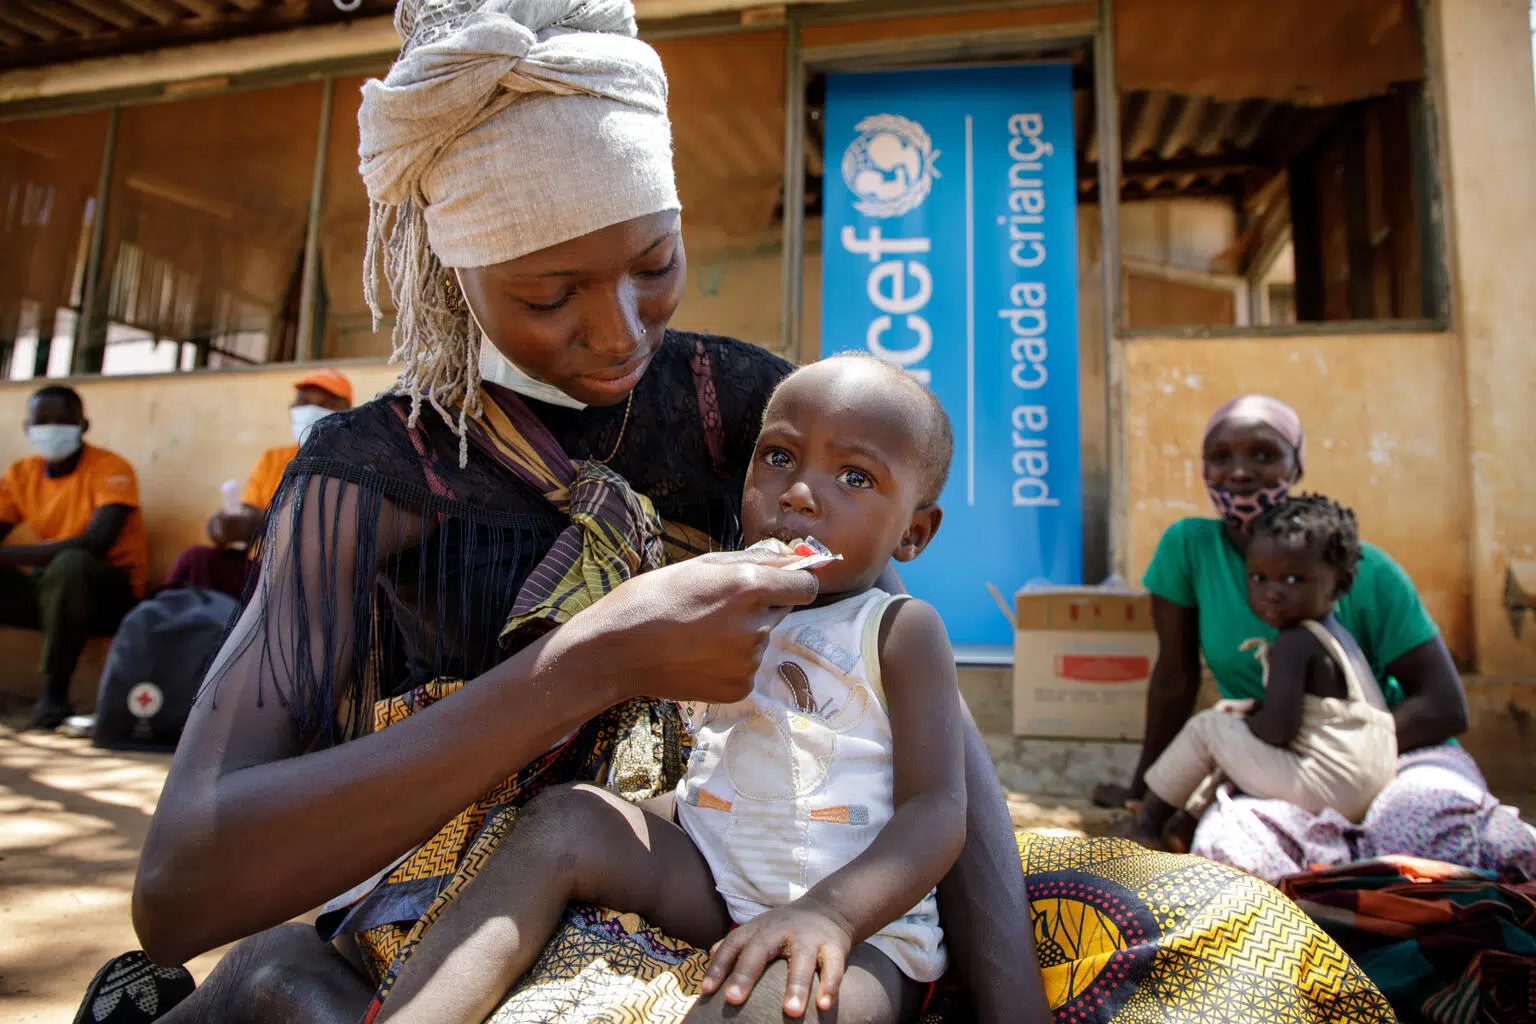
left=205, top=330, right=791, bottom=745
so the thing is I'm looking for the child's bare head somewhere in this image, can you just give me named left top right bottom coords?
left=742, top=355, right=952, bottom=596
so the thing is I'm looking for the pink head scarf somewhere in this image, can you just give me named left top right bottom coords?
left=1202, top=394, right=1306, bottom=478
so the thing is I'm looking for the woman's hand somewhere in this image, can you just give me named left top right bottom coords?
left=700, top=896, right=855, bottom=1017
left=553, top=549, right=821, bottom=706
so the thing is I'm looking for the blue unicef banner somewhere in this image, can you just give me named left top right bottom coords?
left=821, top=64, right=1081, bottom=650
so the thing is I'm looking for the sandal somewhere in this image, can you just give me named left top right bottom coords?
left=73, top=951, right=194, bottom=1024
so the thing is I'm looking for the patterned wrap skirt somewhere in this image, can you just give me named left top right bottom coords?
left=340, top=685, right=1394, bottom=1024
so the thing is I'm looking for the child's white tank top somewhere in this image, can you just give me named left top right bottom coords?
left=675, top=588, right=946, bottom=983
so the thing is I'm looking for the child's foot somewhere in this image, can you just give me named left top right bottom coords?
left=1160, top=811, right=1198, bottom=853
left=1110, top=816, right=1167, bottom=851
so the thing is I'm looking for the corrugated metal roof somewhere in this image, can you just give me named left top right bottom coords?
left=1077, top=88, right=1340, bottom=203
left=0, top=1, right=397, bottom=70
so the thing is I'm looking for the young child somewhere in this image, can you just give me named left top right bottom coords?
left=378, top=355, right=967, bottom=1024
left=1117, top=494, right=1397, bottom=850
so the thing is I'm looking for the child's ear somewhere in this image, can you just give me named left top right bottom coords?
left=892, top=504, right=943, bottom=563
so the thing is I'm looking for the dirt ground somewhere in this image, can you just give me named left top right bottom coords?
left=0, top=727, right=227, bottom=1022
left=0, top=724, right=1129, bottom=1023
left=4, top=722, right=1528, bottom=1024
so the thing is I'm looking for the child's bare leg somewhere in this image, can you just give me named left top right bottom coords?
left=377, top=783, right=732, bottom=1024
left=686, top=943, right=921, bottom=1024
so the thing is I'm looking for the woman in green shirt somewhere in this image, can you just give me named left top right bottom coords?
left=1096, top=395, right=1536, bottom=881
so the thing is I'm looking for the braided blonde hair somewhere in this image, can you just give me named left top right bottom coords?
left=363, top=196, right=481, bottom=461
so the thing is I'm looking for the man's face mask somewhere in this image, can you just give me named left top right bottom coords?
left=27, top=424, right=82, bottom=462
left=290, top=404, right=335, bottom=446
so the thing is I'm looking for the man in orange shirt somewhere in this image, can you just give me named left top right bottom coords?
left=163, top=369, right=353, bottom=598
left=0, top=386, right=151, bottom=729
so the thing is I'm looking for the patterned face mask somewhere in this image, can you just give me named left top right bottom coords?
left=1207, top=480, right=1292, bottom=533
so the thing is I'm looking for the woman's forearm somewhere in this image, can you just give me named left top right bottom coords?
left=936, top=715, right=1052, bottom=1024
left=1392, top=694, right=1463, bottom=752
left=134, top=624, right=625, bottom=964
left=1386, top=637, right=1468, bottom=753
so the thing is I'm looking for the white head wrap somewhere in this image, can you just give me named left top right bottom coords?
left=357, top=0, right=680, bottom=445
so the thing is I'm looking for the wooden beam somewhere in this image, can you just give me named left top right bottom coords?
left=115, top=0, right=178, bottom=26
left=167, top=0, right=219, bottom=16
left=1078, top=153, right=1261, bottom=181
left=1340, top=105, right=1376, bottom=318
left=1288, top=154, right=1325, bottom=321
left=225, top=0, right=263, bottom=10
left=0, top=15, right=398, bottom=104
left=0, top=22, right=24, bottom=46
left=0, top=6, right=63, bottom=40
left=25, top=2, right=101, bottom=35
left=65, top=0, right=139, bottom=30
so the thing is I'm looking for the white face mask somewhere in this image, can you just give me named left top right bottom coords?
left=455, top=269, right=589, bottom=411
left=290, top=404, right=335, bottom=446
left=478, top=339, right=590, bottom=411
left=28, top=424, right=82, bottom=462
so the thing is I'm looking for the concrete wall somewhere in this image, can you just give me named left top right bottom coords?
left=1122, top=331, right=1473, bottom=661
left=0, top=362, right=400, bottom=585
left=1119, top=0, right=1536, bottom=684
left=1431, top=0, right=1536, bottom=679
left=2, top=0, right=1532, bottom=722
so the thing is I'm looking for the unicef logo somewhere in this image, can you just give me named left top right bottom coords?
left=840, top=114, right=940, bottom=219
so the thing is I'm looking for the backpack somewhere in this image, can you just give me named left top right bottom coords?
left=92, top=587, right=240, bottom=752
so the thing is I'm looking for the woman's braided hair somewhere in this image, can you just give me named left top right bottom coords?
left=362, top=0, right=492, bottom=456
left=1251, top=493, right=1363, bottom=594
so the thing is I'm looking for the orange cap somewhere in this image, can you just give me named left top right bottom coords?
left=293, top=368, right=353, bottom=405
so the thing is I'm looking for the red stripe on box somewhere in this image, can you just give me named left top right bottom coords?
left=1054, top=655, right=1150, bottom=683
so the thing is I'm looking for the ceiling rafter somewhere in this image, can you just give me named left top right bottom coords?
left=115, top=0, right=181, bottom=27
left=65, top=0, right=142, bottom=31
left=168, top=0, right=221, bottom=17
left=24, top=1, right=102, bottom=35
left=0, top=6, right=64, bottom=41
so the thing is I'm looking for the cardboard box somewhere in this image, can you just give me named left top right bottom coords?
left=1011, top=587, right=1158, bottom=740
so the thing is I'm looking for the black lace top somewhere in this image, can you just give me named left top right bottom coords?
left=212, top=331, right=791, bottom=742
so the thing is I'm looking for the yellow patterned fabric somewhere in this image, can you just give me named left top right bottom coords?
left=354, top=693, right=689, bottom=1016
left=479, top=833, right=1395, bottom=1024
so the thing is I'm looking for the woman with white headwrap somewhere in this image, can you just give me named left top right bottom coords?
left=84, top=3, right=1395, bottom=1023
left=88, top=2, right=1035, bottom=1021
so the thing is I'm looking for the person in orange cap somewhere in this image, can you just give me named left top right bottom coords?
left=163, top=369, right=353, bottom=598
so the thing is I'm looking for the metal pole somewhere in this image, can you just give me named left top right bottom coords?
left=779, top=14, right=806, bottom=363
left=296, top=76, right=334, bottom=363
left=73, top=104, right=118, bottom=375
left=1094, top=0, right=1125, bottom=579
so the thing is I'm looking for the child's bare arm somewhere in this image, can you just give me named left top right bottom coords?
left=701, top=598, right=967, bottom=1014
left=1245, top=630, right=1313, bottom=746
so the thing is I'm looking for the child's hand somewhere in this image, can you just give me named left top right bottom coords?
left=700, top=896, right=855, bottom=1018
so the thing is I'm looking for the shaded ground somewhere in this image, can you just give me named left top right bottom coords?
left=0, top=723, right=1135, bottom=1022
left=0, top=728, right=225, bottom=1023
left=2, top=722, right=1530, bottom=1023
